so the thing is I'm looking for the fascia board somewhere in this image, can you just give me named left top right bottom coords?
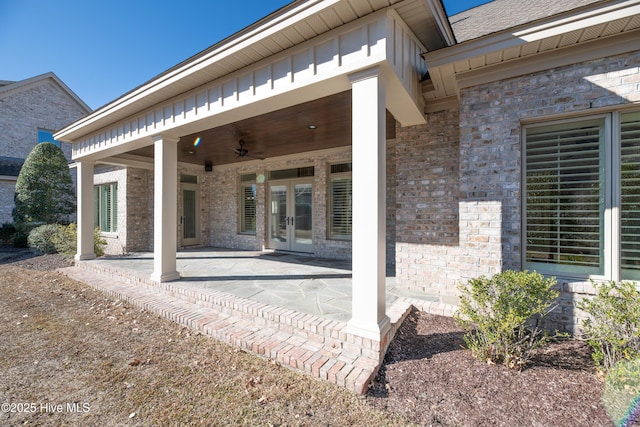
left=423, top=0, right=640, bottom=68
left=55, top=0, right=343, bottom=142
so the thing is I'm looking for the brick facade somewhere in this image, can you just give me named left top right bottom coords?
left=393, top=50, right=640, bottom=332
left=96, top=50, right=639, bottom=333
left=0, top=75, right=88, bottom=224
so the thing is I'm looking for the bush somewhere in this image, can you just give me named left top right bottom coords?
left=602, top=358, right=640, bottom=426
left=27, top=223, right=107, bottom=258
left=28, top=224, right=62, bottom=254
left=454, top=270, right=563, bottom=369
left=51, top=223, right=77, bottom=256
left=13, top=142, right=75, bottom=229
left=578, top=280, right=640, bottom=372
left=93, top=227, right=107, bottom=257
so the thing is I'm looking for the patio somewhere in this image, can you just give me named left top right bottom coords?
left=60, top=247, right=455, bottom=393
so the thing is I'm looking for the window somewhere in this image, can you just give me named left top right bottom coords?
left=329, top=163, right=352, bottom=240
left=94, top=183, right=117, bottom=233
left=523, top=110, right=640, bottom=280
left=240, top=174, right=256, bottom=234
left=37, top=129, right=61, bottom=147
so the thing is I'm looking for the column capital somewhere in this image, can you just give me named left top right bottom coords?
left=348, top=66, right=382, bottom=84
left=152, top=134, right=180, bottom=144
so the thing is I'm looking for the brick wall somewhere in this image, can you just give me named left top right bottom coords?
left=126, top=167, right=153, bottom=252
left=0, top=78, right=87, bottom=224
left=94, top=166, right=127, bottom=255
left=0, top=180, right=16, bottom=225
left=394, top=50, right=640, bottom=331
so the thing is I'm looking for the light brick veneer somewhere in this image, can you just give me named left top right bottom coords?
left=0, top=78, right=87, bottom=224
left=394, top=50, right=640, bottom=331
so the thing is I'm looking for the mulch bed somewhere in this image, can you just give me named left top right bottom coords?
left=367, top=309, right=623, bottom=427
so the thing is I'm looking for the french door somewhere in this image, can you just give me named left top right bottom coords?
left=181, top=183, right=199, bottom=246
left=268, top=181, right=313, bottom=253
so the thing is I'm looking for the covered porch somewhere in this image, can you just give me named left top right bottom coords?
left=61, top=247, right=452, bottom=393
left=55, top=1, right=452, bottom=359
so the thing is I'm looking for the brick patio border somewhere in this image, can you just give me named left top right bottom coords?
left=60, top=261, right=456, bottom=394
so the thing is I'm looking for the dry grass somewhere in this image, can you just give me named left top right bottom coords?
left=0, top=265, right=413, bottom=426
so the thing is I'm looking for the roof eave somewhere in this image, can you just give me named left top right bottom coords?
left=424, top=0, right=640, bottom=68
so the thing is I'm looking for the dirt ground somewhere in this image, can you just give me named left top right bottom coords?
left=1, top=251, right=632, bottom=426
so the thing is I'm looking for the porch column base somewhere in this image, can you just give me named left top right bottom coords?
left=75, top=253, right=96, bottom=261
left=150, top=271, right=180, bottom=283
left=345, top=316, right=391, bottom=342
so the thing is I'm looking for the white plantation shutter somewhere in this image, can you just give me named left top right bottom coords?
left=621, top=111, right=640, bottom=280
left=525, top=118, right=605, bottom=275
left=241, top=184, right=257, bottom=233
left=329, top=163, right=352, bottom=240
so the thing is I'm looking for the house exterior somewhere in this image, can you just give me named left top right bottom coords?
left=0, top=73, right=91, bottom=225
left=56, top=0, right=640, bottom=337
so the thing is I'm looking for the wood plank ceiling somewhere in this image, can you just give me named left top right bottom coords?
left=128, top=90, right=396, bottom=167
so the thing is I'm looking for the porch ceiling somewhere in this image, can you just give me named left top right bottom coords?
left=126, top=90, right=396, bottom=167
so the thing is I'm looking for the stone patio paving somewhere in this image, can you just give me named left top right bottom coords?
left=82, top=248, right=438, bottom=322
left=60, top=247, right=456, bottom=393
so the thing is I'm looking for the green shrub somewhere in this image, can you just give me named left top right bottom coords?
left=578, top=280, right=640, bottom=372
left=0, top=223, right=16, bottom=245
left=28, top=224, right=62, bottom=254
left=13, top=142, right=75, bottom=228
left=93, top=227, right=107, bottom=257
left=26, top=223, right=107, bottom=258
left=602, top=358, right=640, bottom=426
left=454, top=270, right=563, bottom=369
left=51, top=223, right=77, bottom=256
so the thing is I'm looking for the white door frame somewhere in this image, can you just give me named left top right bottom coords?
left=267, top=178, right=313, bottom=253
left=180, top=182, right=200, bottom=246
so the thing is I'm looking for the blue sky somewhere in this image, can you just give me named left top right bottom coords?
left=0, top=0, right=487, bottom=110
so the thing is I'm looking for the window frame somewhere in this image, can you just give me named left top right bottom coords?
left=239, top=174, right=257, bottom=235
left=521, top=110, right=640, bottom=282
left=94, top=182, right=118, bottom=234
left=328, top=163, right=352, bottom=240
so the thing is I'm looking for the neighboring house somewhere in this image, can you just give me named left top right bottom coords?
left=0, top=73, right=91, bottom=224
left=56, top=0, right=640, bottom=337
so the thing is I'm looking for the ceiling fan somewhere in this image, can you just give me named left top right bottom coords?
left=234, top=139, right=249, bottom=157
left=234, top=139, right=264, bottom=159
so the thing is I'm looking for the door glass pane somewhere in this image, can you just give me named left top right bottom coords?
left=621, top=111, right=640, bottom=280
left=270, top=185, right=287, bottom=243
left=294, top=183, right=312, bottom=245
left=183, top=189, right=196, bottom=239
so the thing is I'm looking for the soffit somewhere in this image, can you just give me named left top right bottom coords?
left=58, top=0, right=442, bottom=142
left=125, top=90, right=397, bottom=167
left=423, top=0, right=640, bottom=101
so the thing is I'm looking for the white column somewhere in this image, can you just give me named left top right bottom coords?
left=75, top=160, right=95, bottom=261
left=347, top=67, right=390, bottom=341
left=150, top=134, right=180, bottom=282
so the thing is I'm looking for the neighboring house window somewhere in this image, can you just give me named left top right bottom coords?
left=523, top=110, right=640, bottom=281
left=94, top=183, right=117, bottom=233
left=37, top=129, right=61, bottom=147
left=329, top=163, right=352, bottom=240
left=240, top=174, right=256, bottom=234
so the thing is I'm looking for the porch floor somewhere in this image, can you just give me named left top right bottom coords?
left=60, top=247, right=456, bottom=393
